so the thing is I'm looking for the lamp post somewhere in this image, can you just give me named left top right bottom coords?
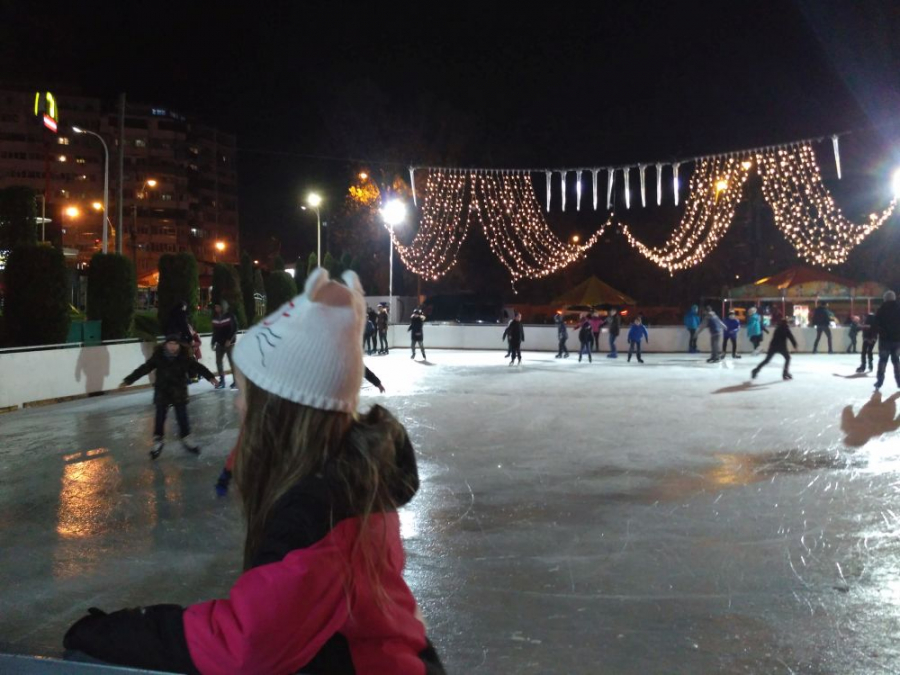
left=379, top=199, right=407, bottom=323
left=304, top=192, right=323, bottom=266
left=71, top=127, right=109, bottom=253
left=132, top=178, right=157, bottom=272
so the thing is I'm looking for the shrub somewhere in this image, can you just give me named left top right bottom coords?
left=239, top=252, right=256, bottom=324
left=211, top=262, right=247, bottom=328
left=265, top=271, right=297, bottom=313
left=87, top=253, right=136, bottom=339
left=4, top=244, right=70, bottom=346
left=157, top=252, right=199, bottom=330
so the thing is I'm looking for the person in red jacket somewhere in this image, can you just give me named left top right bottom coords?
left=64, top=268, right=445, bottom=675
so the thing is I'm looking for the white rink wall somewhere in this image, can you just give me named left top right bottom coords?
left=1, top=325, right=860, bottom=409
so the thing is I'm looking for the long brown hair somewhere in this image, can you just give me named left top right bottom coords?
left=234, top=378, right=414, bottom=603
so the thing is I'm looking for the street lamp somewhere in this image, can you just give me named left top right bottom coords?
left=65, top=206, right=80, bottom=218
left=892, top=168, right=900, bottom=198
left=214, top=240, right=226, bottom=263
left=72, top=126, right=109, bottom=253
left=132, top=178, right=157, bottom=271
left=304, top=192, right=323, bottom=266
left=379, top=199, right=407, bottom=323
left=570, top=234, right=580, bottom=244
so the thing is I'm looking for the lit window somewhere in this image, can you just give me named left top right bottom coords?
left=134, top=139, right=146, bottom=148
left=58, top=137, right=70, bottom=145
left=75, top=175, right=88, bottom=181
left=58, top=155, right=67, bottom=162
left=161, top=193, right=173, bottom=201
left=58, top=189, right=70, bottom=198
left=75, top=157, right=86, bottom=164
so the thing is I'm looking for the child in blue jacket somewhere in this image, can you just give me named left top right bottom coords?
left=723, top=310, right=741, bottom=359
left=627, top=317, right=649, bottom=363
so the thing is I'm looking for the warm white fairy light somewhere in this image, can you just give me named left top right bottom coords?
left=388, top=170, right=470, bottom=280
left=469, top=172, right=611, bottom=285
left=620, top=156, right=751, bottom=273
left=755, top=144, right=896, bottom=266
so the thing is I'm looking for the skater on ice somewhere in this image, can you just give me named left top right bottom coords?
left=502, top=311, right=524, bottom=365
left=752, top=312, right=797, bottom=381
left=627, top=316, right=649, bottom=363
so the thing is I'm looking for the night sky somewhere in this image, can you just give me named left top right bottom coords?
left=2, top=1, right=899, bottom=301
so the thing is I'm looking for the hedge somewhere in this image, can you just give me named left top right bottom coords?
left=157, top=252, right=199, bottom=330
left=212, top=262, right=247, bottom=328
left=87, top=253, right=136, bottom=339
left=265, top=271, right=297, bottom=314
left=4, top=244, right=70, bottom=346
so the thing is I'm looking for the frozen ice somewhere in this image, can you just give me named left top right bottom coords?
left=1, top=349, right=900, bottom=674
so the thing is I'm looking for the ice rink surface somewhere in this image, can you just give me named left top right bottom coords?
left=2, top=348, right=900, bottom=674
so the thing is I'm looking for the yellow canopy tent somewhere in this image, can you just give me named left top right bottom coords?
left=551, top=276, right=637, bottom=308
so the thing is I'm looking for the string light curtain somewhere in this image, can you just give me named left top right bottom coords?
left=387, top=170, right=471, bottom=280
left=469, top=172, right=611, bottom=285
left=755, top=144, right=896, bottom=266
left=620, top=157, right=751, bottom=273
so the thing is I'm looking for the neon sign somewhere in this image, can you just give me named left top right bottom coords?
left=34, top=92, right=59, bottom=133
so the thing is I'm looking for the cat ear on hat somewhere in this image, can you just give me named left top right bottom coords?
left=304, top=268, right=331, bottom=300
left=341, top=270, right=364, bottom=296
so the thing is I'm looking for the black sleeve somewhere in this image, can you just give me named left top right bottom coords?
left=188, top=359, right=215, bottom=381
left=63, top=605, right=198, bottom=674
left=392, top=432, right=420, bottom=506
left=364, top=367, right=382, bottom=388
left=225, top=315, right=238, bottom=341
left=123, top=355, right=157, bottom=385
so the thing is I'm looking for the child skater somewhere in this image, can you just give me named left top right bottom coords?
left=120, top=334, right=218, bottom=459
left=723, top=310, right=742, bottom=359
left=502, top=311, right=524, bottom=365
left=65, top=268, right=445, bottom=675
left=627, top=316, right=649, bottom=363
left=857, top=313, right=877, bottom=373
left=746, top=306, right=768, bottom=356
left=752, top=312, right=797, bottom=381
left=555, top=312, right=570, bottom=358
left=578, top=319, right=593, bottom=363
left=847, top=315, right=861, bottom=354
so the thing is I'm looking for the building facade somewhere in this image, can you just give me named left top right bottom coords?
left=0, top=88, right=239, bottom=285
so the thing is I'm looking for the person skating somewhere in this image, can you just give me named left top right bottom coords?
left=857, top=313, right=878, bottom=373
left=165, top=300, right=192, bottom=345
left=408, top=308, right=426, bottom=360
left=120, top=334, right=218, bottom=459
left=503, top=311, right=525, bottom=365
left=588, top=311, right=604, bottom=353
left=684, top=305, right=701, bottom=353
left=627, top=317, right=649, bottom=363
left=211, top=300, right=238, bottom=389
left=65, top=268, right=446, bottom=675
left=723, top=310, right=742, bottom=359
left=606, top=308, right=621, bottom=358
left=502, top=316, right=513, bottom=359
left=697, top=307, right=727, bottom=362
left=746, top=306, right=768, bottom=355
left=376, top=303, right=389, bottom=354
left=812, top=301, right=835, bottom=354
left=364, top=308, right=378, bottom=355
left=873, top=290, right=900, bottom=390
left=577, top=319, right=593, bottom=363
left=752, top=312, right=797, bottom=381
left=554, top=312, right=569, bottom=358
left=847, top=315, right=861, bottom=354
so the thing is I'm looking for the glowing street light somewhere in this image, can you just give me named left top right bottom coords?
left=215, top=241, right=226, bottom=252
left=146, top=179, right=157, bottom=188
left=358, top=172, right=369, bottom=181
left=92, top=201, right=103, bottom=211
left=65, top=206, right=80, bottom=218
left=570, top=234, right=580, bottom=244
left=132, top=178, right=157, bottom=268
left=72, top=126, right=109, bottom=252
left=379, top=199, right=408, bottom=323
left=892, top=168, right=900, bottom=199
left=304, top=192, right=323, bottom=265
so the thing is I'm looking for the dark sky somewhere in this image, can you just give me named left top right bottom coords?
left=1, top=1, right=898, bottom=290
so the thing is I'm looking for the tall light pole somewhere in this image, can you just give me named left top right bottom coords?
left=72, top=127, right=109, bottom=253
left=380, top=199, right=407, bottom=323
left=304, top=192, right=323, bottom=266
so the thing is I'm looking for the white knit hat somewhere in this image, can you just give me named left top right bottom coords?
left=233, top=268, right=366, bottom=413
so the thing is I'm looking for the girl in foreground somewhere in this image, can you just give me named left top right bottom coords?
left=64, top=269, right=444, bottom=674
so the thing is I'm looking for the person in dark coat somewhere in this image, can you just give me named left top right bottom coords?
left=857, top=313, right=878, bottom=373
left=577, top=320, right=593, bottom=363
left=605, top=308, right=621, bottom=358
left=211, top=300, right=238, bottom=389
left=874, top=290, right=900, bottom=390
left=554, top=313, right=569, bottom=358
left=164, top=300, right=192, bottom=344
left=846, top=315, right=861, bottom=354
left=364, top=308, right=378, bottom=355
left=752, top=313, right=798, bottom=380
left=812, top=301, right=835, bottom=354
left=697, top=308, right=727, bottom=363
left=376, top=304, right=389, bottom=354
left=120, top=334, right=217, bottom=458
left=502, top=311, right=525, bottom=365
left=408, top=308, right=426, bottom=360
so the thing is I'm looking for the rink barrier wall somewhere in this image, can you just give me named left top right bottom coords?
left=0, top=325, right=862, bottom=410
